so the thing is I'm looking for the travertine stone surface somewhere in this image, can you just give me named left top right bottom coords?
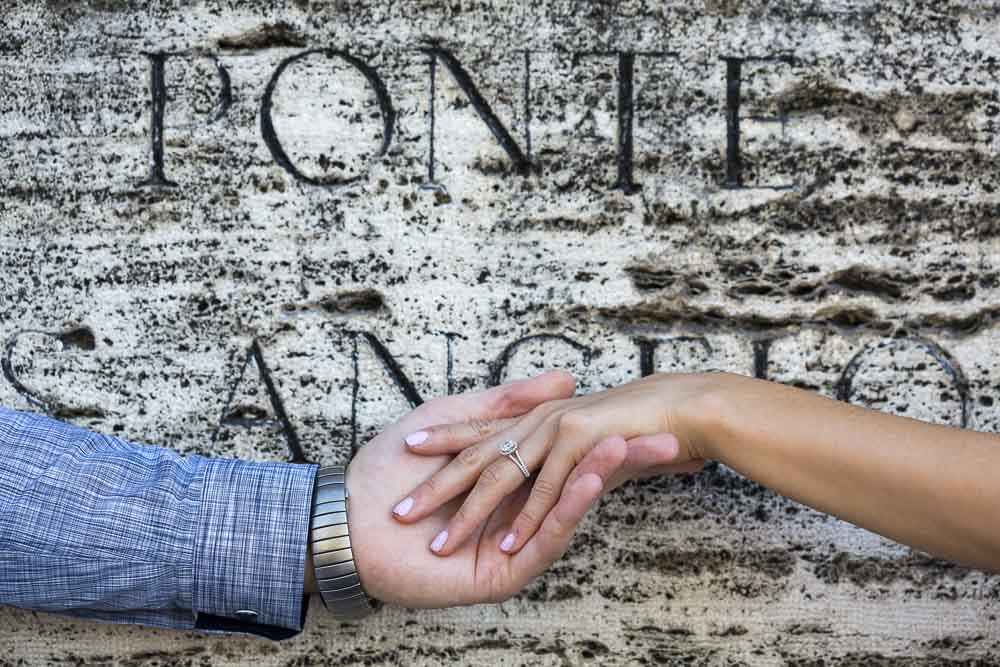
left=2, top=1, right=1000, bottom=664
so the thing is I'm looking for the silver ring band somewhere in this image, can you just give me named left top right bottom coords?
left=499, top=439, right=530, bottom=479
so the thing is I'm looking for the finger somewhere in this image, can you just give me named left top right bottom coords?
left=422, top=388, right=608, bottom=554
left=622, top=432, right=680, bottom=475
left=428, top=455, right=530, bottom=556
left=437, top=370, right=575, bottom=424
left=391, top=439, right=502, bottom=523
left=499, top=409, right=609, bottom=555
left=550, top=435, right=628, bottom=513
left=483, top=473, right=534, bottom=543
left=392, top=418, right=549, bottom=525
left=500, top=398, right=666, bottom=552
left=600, top=433, right=694, bottom=489
left=500, top=435, right=627, bottom=553
left=426, top=421, right=558, bottom=555
left=508, top=472, right=604, bottom=586
left=403, top=417, right=520, bottom=454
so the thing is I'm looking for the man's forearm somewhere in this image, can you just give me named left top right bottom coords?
left=693, top=374, right=1000, bottom=571
left=0, top=407, right=316, bottom=638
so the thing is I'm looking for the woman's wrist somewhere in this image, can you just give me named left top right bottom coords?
left=671, top=371, right=743, bottom=464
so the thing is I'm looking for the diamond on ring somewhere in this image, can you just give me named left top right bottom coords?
left=498, top=439, right=530, bottom=479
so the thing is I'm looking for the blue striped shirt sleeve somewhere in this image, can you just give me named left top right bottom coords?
left=0, top=406, right=318, bottom=639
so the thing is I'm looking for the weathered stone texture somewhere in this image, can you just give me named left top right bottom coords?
left=2, top=1, right=1000, bottom=664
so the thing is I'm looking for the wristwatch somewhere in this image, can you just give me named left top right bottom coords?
left=309, top=465, right=375, bottom=620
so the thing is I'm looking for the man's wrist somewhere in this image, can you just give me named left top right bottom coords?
left=344, top=462, right=375, bottom=599
left=304, top=542, right=317, bottom=594
left=308, top=465, right=375, bottom=619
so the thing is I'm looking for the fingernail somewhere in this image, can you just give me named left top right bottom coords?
left=393, top=497, right=414, bottom=517
left=430, top=530, right=448, bottom=552
left=405, top=431, right=429, bottom=447
left=499, top=533, right=515, bottom=552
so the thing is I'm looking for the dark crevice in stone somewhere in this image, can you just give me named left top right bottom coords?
left=220, top=404, right=271, bottom=425
left=771, top=76, right=996, bottom=144
left=217, top=22, right=307, bottom=50
left=565, top=298, right=1000, bottom=337
left=51, top=406, right=106, bottom=420
left=57, top=326, right=96, bottom=351
left=827, top=265, right=915, bottom=300
left=617, top=546, right=796, bottom=581
left=809, top=551, right=976, bottom=587
left=283, top=289, right=386, bottom=315
left=626, top=265, right=709, bottom=295
left=494, top=213, right=616, bottom=234
left=317, top=289, right=385, bottom=314
left=787, top=653, right=998, bottom=667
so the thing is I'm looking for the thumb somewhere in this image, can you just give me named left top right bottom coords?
left=624, top=432, right=682, bottom=471
left=604, top=432, right=683, bottom=490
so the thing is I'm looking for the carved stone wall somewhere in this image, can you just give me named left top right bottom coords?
left=2, top=1, right=1000, bottom=664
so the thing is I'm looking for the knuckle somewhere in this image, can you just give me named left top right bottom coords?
left=453, top=505, right=473, bottom=526
left=517, top=506, right=540, bottom=527
left=492, top=388, right=515, bottom=417
left=557, top=409, right=593, bottom=436
left=532, top=399, right=564, bottom=420
left=531, top=478, right=559, bottom=503
left=467, top=418, right=495, bottom=437
left=458, top=444, right=481, bottom=467
left=555, top=397, right=580, bottom=411
left=566, top=442, right=589, bottom=468
left=479, top=463, right=503, bottom=487
left=422, top=475, right=440, bottom=495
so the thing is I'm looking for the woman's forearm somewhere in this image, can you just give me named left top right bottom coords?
left=692, top=374, right=1000, bottom=571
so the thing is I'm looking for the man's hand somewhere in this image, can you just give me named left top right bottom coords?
left=338, top=371, right=625, bottom=607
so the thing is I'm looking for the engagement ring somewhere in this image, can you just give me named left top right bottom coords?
left=499, top=439, right=530, bottom=479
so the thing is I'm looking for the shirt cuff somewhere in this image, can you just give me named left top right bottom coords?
left=191, top=457, right=318, bottom=633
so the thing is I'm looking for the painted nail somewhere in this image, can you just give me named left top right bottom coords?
left=393, top=497, right=414, bottom=517
left=499, top=533, right=515, bottom=552
left=430, top=530, right=448, bottom=553
left=405, top=431, right=429, bottom=447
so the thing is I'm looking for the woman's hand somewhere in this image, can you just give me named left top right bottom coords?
left=390, top=373, right=715, bottom=557
left=345, top=369, right=638, bottom=607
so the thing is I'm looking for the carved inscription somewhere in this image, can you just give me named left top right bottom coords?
left=3, top=2, right=1000, bottom=665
